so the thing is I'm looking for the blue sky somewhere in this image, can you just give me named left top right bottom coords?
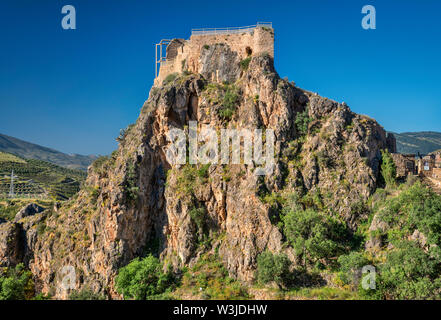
left=0, top=0, right=440, bottom=155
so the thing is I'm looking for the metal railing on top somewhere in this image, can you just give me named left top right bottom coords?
left=191, top=22, right=272, bottom=36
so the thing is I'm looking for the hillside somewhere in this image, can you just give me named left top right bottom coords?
left=2, top=26, right=397, bottom=299
left=0, top=25, right=439, bottom=301
left=392, top=131, right=441, bottom=154
left=0, top=133, right=97, bottom=171
left=0, top=151, right=86, bottom=201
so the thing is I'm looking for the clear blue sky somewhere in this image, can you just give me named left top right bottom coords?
left=1, top=0, right=440, bottom=155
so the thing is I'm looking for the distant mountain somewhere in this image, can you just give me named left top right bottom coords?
left=391, top=131, right=441, bottom=154
left=0, top=133, right=97, bottom=171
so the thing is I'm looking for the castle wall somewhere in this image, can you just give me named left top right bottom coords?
left=154, top=26, right=274, bottom=86
left=392, top=153, right=416, bottom=177
left=433, top=168, right=441, bottom=180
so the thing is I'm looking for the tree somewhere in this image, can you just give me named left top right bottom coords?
left=380, top=149, right=396, bottom=188
left=366, top=183, right=441, bottom=299
left=294, top=107, right=311, bottom=136
left=0, top=263, right=34, bottom=300
left=115, top=255, right=175, bottom=300
left=337, top=252, right=371, bottom=286
left=283, top=209, right=347, bottom=268
left=364, top=241, right=441, bottom=300
left=256, top=251, right=291, bottom=288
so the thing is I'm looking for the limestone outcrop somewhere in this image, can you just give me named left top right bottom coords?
left=0, top=27, right=395, bottom=299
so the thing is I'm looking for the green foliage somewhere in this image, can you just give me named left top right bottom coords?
left=218, top=84, right=240, bottom=121
left=69, top=289, right=106, bottom=300
left=163, top=72, right=179, bottom=85
left=362, top=182, right=441, bottom=299
left=203, top=82, right=240, bottom=121
left=376, top=182, right=441, bottom=247
left=37, top=222, right=46, bottom=236
left=180, top=253, right=249, bottom=299
left=0, top=198, right=53, bottom=221
left=0, top=152, right=86, bottom=200
left=256, top=251, right=291, bottom=287
left=197, top=164, right=210, bottom=179
left=337, top=252, right=371, bottom=286
left=189, top=206, right=206, bottom=238
left=0, top=264, right=34, bottom=300
left=124, top=162, right=139, bottom=204
left=115, top=255, right=176, bottom=300
left=239, top=57, right=251, bottom=71
left=286, top=286, right=358, bottom=300
left=380, top=149, right=396, bottom=188
left=174, top=164, right=209, bottom=197
left=294, top=107, right=311, bottom=136
left=0, top=152, right=26, bottom=164
left=283, top=208, right=348, bottom=268
left=364, top=241, right=441, bottom=300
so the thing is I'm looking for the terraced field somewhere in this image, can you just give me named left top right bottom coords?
left=0, top=151, right=86, bottom=201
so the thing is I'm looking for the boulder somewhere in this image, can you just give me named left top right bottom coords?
left=14, top=203, right=45, bottom=222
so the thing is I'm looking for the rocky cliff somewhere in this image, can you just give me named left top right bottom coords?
left=0, top=31, right=395, bottom=299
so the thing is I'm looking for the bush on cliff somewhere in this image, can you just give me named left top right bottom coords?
left=69, top=289, right=106, bottom=300
left=0, top=263, right=34, bottom=300
left=380, top=149, right=396, bottom=188
left=115, top=255, right=176, bottom=300
left=283, top=208, right=348, bottom=268
left=361, top=241, right=441, bottom=300
left=361, top=182, right=441, bottom=299
left=256, top=251, right=291, bottom=288
left=294, top=107, right=311, bottom=136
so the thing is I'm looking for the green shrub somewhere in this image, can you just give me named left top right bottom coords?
left=189, top=206, right=206, bottom=238
left=283, top=208, right=348, bottom=268
left=240, top=57, right=252, bottom=71
left=294, top=107, right=311, bottom=136
left=256, top=251, right=291, bottom=288
left=69, top=289, right=106, bottom=300
left=337, top=252, right=371, bottom=286
left=197, top=164, right=210, bottom=179
left=115, top=255, right=176, bottom=300
left=124, top=162, right=139, bottom=204
left=0, top=264, right=34, bottom=300
left=380, top=149, right=396, bottom=188
left=361, top=183, right=441, bottom=299
left=180, top=253, right=249, bottom=299
left=174, top=164, right=209, bottom=196
left=163, top=72, right=179, bottom=85
left=218, top=85, right=239, bottom=121
left=363, top=241, right=441, bottom=300
left=376, top=182, right=441, bottom=246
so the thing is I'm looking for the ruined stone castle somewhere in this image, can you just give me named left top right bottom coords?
left=154, top=23, right=274, bottom=86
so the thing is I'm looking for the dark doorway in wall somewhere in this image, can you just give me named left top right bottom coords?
left=245, top=47, right=252, bottom=56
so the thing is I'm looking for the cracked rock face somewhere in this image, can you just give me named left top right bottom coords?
left=0, top=50, right=395, bottom=298
left=199, top=43, right=242, bottom=83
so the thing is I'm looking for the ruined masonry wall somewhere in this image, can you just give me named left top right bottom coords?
left=155, top=27, right=274, bottom=86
